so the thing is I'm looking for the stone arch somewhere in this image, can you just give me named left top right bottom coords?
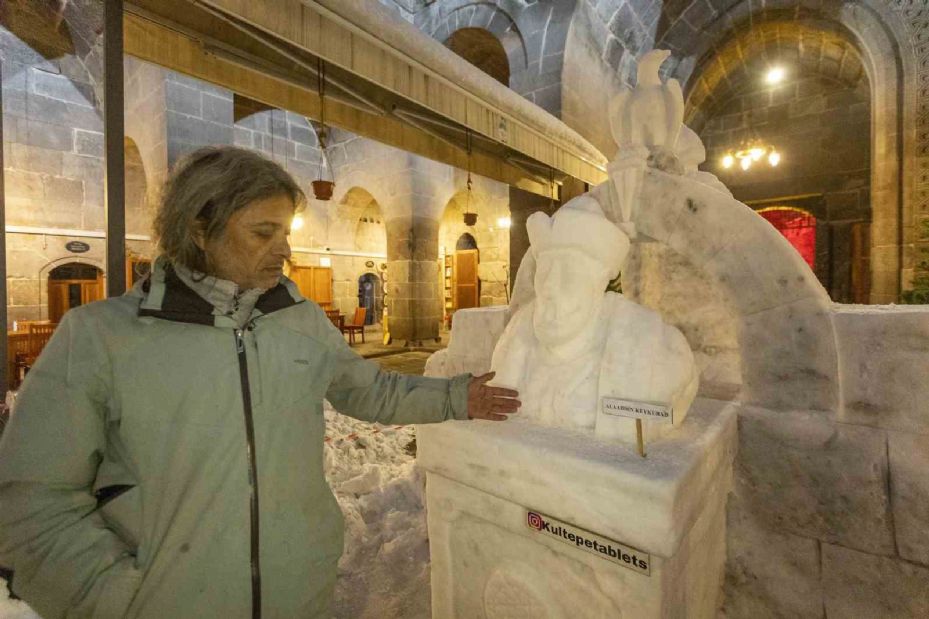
left=124, top=136, right=151, bottom=237
left=440, top=187, right=509, bottom=307
left=643, top=1, right=914, bottom=303
left=38, top=255, right=106, bottom=322
left=417, top=0, right=574, bottom=116
left=332, top=186, right=383, bottom=249
left=446, top=27, right=512, bottom=85
left=682, top=20, right=868, bottom=131
left=670, top=6, right=903, bottom=303
left=430, top=4, right=528, bottom=75
left=456, top=232, right=478, bottom=250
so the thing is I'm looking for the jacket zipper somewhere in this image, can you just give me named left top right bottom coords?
left=235, top=328, right=262, bottom=619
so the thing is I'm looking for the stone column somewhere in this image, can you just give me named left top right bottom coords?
left=385, top=215, right=441, bottom=344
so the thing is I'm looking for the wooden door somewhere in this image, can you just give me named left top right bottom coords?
left=47, top=276, right=105, bottom=323
left=47, top=282, right=69, bottom=323
left=851, top=222, right=871, bottom=304
left=290, top=266, right=333, bottom=307
left=453, top=249, right=479, bottom=310
left=312, top=267, right=333, bottom=307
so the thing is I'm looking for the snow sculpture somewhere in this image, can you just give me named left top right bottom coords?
left=606, top=49, right=684, bottom=234
left=419, top=50, right=736, bottom=619
left=490, top=195, right=698, bottom=444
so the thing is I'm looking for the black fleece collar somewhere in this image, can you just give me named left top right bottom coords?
left=139, top=263, right=300, bottom=326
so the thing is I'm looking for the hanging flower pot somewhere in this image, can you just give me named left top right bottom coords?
left=312, top=179, right=334, bottom=201
left=463, top=212, right=478, bottom=226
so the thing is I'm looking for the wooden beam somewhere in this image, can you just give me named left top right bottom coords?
left=124, top=12, right=562, bottom=197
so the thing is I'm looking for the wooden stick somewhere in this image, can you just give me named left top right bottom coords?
left=636, top=419, right=646, bottom=458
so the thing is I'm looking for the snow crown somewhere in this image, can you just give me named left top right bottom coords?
left=526, top=196, right=630, bottom=279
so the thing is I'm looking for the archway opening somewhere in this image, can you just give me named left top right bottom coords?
left=47, top=262, right=104, bottom=323
left=456, top=233, right=478, bottom=251
left=357, top=273, right=382, bottom=326
left=686, top=19, right=872, bottom=304
left=445, top=27, right=510, bottom=86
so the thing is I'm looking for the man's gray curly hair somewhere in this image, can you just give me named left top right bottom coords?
left=154, top=146, right=305, bottom=272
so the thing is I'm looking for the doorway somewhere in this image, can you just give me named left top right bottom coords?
left=357, top=272, right=382, bottom=325
left=453, top=233, right=480, bottom=311
left=47, top=262, right=104, bottom=323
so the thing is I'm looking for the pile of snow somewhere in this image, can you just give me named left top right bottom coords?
left=325, top=404, right=431, bottom=619
left=0, top=403, right=431, bottom=619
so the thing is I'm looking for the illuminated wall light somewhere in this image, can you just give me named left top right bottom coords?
left=291, top=214, right=304, bottom=231
left=722, top=154, right=735, bottom=169
left=765, top=66, right=786, bottom=85
left=497, top=216, right=512, bottom=229
left=319, top=256, right=332, bottom=267
left=768, top=151, right=781, bottom=167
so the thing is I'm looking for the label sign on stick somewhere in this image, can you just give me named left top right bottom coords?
left=526, top=509, right=650, bottom=576
left=601, top=397, right=673, bottom=425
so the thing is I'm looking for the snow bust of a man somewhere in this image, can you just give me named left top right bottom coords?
left=490, top=196, right=699, bottom=443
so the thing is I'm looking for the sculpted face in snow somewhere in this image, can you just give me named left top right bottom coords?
left=532, top=251, right=607, bottom=348
left=490, top=195, right=698, bottom=444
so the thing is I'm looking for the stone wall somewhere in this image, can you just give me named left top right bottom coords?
left=700, top=75, right=871, bottom=303
left=722, top=305, right=929, bottom=618
left=0, top=18, right=158, bottom=326
left=403, top=0, right=575, bottom=117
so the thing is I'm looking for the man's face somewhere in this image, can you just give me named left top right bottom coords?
left=532, top=250, right=607, bottom=347
left=199, top=194, right=294, bottom=290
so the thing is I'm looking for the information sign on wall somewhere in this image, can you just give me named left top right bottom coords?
left=65, top=241, right=90, bottom=254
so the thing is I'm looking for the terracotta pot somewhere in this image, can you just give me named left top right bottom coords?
left=463, top=212, right=478, bottom=226
left=312, top=180, right=334, bottom=201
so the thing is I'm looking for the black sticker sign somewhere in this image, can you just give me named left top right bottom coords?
left=65, top=241, right=90, bottom=254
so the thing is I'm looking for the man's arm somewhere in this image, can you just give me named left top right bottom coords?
left=320, top=316, right=472, bottom=425
left=0, top=312, right=141, bottom=619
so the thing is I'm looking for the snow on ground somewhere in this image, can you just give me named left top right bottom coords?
left=0, top=402, right=431, bottom=619
left=325, top=404, right=431, bottom=619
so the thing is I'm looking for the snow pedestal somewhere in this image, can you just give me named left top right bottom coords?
left=417, top=398, right=737, bottom=618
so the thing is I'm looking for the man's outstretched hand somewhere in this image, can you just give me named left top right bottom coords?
left=467, top=372, right=520, bottom=421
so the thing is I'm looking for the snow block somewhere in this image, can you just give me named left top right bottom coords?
left=418, top=398, right=737, bottom=618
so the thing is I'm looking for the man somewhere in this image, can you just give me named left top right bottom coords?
left=0, top=146, right=519, bottom=618
left=490, top=195, right=696, bottom=442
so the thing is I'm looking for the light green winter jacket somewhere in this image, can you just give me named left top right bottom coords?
left=0, top=258, right=471, bottom=618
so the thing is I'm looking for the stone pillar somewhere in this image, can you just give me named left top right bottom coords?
left=508, top=186, right=555, bottom=289
left=386, top=215, right=441, bottom=344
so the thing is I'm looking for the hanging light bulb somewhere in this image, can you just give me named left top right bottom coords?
left=765, top=66, right=786, bottom=85
left=740, top=157, right=752, bottom=171
left=750, top=147, right=765, bottom=161
left=722, top=154, right=735, bottom=169
left=291, top=214, right=304, bottom=231
left=768, top=151, right=781, bottom=167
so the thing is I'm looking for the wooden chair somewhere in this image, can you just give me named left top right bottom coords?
left=340, top=307, right=367, bottom=345
left=9, top=323, right=57, bottom=389
left=26, top=323, right=57, bottom=364
left=325, top=309, right=343, bottom=330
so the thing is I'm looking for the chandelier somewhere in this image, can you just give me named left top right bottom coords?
left=721, top=139, right=781, bottom=171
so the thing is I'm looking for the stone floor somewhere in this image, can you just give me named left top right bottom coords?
left=345, top=323, right=446, bottom=376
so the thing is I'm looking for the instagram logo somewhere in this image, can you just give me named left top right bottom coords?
left=527, top=511, right=544, bottom=530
